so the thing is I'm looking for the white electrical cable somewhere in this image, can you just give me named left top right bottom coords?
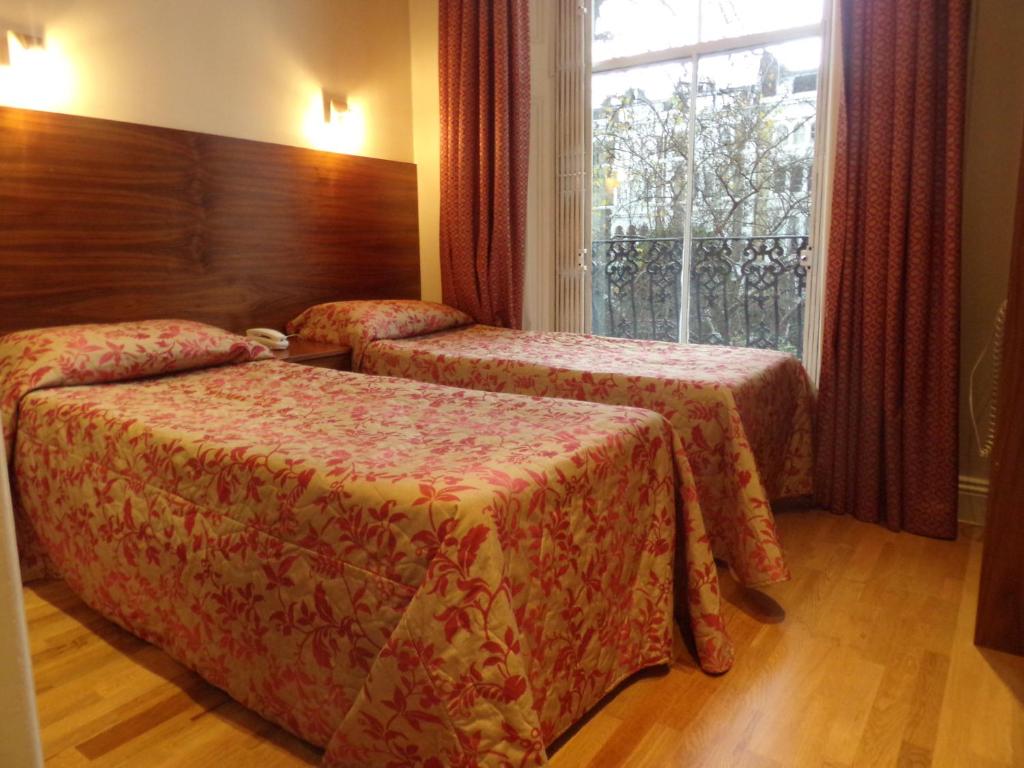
left=969, top=299, right=1007, bottom=458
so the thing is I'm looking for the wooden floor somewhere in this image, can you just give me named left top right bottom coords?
left=25, top=511, right=1024, bottom=767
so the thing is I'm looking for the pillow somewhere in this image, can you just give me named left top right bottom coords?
left=287, top=300, right=475, bottom=368
left=1, top=319, right=271, bottom=460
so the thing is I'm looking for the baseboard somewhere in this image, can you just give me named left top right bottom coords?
left=958, top=474, right=990, bottom=526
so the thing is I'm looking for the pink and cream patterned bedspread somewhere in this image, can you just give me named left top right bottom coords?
left=354, top=326, right=814, bottom=588
left=8, top=342, right=732, bottom=765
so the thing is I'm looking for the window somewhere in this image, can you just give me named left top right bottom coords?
left=589, top=0, right=826, bottom=357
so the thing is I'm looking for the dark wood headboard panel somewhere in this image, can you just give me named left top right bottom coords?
left=0, top=106, right=420, bottom=335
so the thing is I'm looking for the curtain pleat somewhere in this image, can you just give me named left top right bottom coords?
left=439, top=0, right=531, bottom=328
left=815, top=0, right=970, bottom=538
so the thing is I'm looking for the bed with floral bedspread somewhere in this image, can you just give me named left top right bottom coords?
left=1, top=320, right=731, bottom=767
left=289, top=300, right=816, bottom=588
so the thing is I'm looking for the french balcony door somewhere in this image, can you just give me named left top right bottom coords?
left=562, top=0, right=833, bottom=364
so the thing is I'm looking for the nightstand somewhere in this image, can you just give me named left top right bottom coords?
left=271, top=338, right=352, bottom=371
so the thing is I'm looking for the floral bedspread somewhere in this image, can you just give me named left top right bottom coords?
left=0, top=320, right=272, bottom=581
left=358, top=325, right=815, bottom=587
left=11, top=359, right=732, bottom=766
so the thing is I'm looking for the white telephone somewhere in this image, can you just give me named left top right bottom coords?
left=246, top=328, right=290, bottom=351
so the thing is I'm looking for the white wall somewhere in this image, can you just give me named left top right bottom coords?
left=0, top=0, right=414, bottom=162
left=0, top=432, right=42, bottom=768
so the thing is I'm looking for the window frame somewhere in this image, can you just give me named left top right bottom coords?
left=592, top=22, right=824, bottom=75
left=589, top=3, right=832, bottom=363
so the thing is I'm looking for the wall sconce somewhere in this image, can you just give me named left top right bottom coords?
left=305, top=87, right=365, bottom=155
left=0, top=26, right=72, bottom=111
left=322, top=90, right=348, bottom=124
left=0, top=30, right=45, bottom=67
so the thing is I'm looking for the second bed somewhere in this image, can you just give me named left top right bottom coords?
left=289, top=299, right=815, bottom=588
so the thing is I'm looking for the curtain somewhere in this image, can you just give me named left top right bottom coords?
left=439, top=0, right=531, bottom=329
left=815, top=0, right=970, bottom=538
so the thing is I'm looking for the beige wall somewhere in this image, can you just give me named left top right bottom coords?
left=408, top=0, right=442, bottom=301
left=959, top=0, right=1024, bottom=519
left=0, top=0, right=413, bottom=162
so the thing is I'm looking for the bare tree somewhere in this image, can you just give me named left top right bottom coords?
left=591, top=50, right=816, bottom=353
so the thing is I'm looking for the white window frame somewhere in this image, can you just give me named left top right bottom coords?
left=585, top=4, right=835, bottom=370
left=591, top=24, right=823, bottom=75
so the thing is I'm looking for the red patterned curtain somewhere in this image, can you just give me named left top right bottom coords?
left=439, top=0, right=530, bottom=329
left=815, top=0, right=970, bottom=538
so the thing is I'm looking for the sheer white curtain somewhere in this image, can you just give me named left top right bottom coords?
left=525, top=0, right=590, bottom=333
left=802, top=0, right=843, bottom=385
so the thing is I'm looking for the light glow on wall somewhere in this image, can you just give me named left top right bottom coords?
left=302, top=86, right=365, bottom=155
left=0, top=31, right=74, bottom=112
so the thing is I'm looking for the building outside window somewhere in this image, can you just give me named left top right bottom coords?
left=589, top=0, right=826, bottom=356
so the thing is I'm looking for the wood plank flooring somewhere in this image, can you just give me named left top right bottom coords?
left=25, top=511, right=1024, bottom=767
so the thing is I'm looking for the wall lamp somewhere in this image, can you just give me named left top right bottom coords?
left=322, top=89, right=348, bottom=123
left=0, top=30, right=45, bottom=67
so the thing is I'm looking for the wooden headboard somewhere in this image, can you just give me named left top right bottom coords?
left=0, top=106, right=420, bottom=335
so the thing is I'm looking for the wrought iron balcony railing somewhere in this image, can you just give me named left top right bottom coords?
left=592, top=230, right=809, bottom=355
